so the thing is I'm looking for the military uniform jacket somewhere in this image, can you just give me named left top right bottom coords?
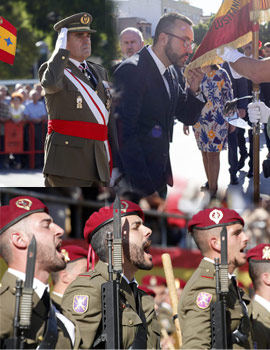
left=178, top=259, right=253, bottom=349
left=39, top=49, right=114, bottom=184
left=252, top=298, right=270, bottom=349
left=61, top=260, right=161, bottom=349
left=0, top=271, right=72, bottom=349
left=51, top=291, right=62, bottom=311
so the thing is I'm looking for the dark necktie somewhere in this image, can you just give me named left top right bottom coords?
left=164, top=68, right=176, bottom=103
left=39, top=289, right=58, bottom=349
left=129, top=282, right=139, bottom=313
left=79, top=62, right=97, bottom=89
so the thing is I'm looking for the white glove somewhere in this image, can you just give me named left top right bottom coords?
left=248, top=101, right=270, bottom=124
left=55, top=27, right=68, bottom=51
left=110, top=168, right=123, bottom=187
left=217, top=47, right=245, bottom=63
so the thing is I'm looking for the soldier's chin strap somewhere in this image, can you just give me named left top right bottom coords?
left=87, top=244, right=96, bottom=271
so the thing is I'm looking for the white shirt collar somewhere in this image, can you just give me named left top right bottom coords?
left=121, top=274, right=138, bottom=286
left=52, top=291, right=63, bottom=298
left=69, top=58, right=86, bottom=68
left=203, top=258, right=236, bottom=279
left=147, top=46, right=167, bottom=77
left=8, top=268, right=49, bottom=299
left=254, top=294, right=270, bottom=312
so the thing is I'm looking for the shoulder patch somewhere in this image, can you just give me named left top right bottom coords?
left=196, top=292, right=212, bottom=309
left=73, top=295, right=89, bottom=314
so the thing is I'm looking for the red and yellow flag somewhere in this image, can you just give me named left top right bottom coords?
left=0, top=17, right=17, bottom=65
left=185, top=0, right=270, bottom=74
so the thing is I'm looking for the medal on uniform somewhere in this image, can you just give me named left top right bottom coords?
left=77, top=96, right=83, bottom=109
left=102, top=80, right=112, bottom=111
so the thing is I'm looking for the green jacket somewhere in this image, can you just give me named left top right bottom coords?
left=252, top=298, right=270, bottom=349
left=0, top=271, right=72, bottom=349
left=39, top=49, right=114, bottom=184
left=178, top=259, right=253, bottom=349
left=61, top=260, right=161, bottom=349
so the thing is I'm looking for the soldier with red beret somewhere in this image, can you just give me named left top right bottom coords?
left=61, top=199, right=160, bottom=349
left=51, top=244, right=88, bottom=311
left=178, top=207, right=253, bottom=349
left=0, top=196, right=74, bottom=349
left=247, top=244, right=270, bottom=349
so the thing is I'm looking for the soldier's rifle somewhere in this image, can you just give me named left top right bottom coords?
left=95, top=194, right=122, bottom=349
left=2, top=236, right=36, bottom=349
left=210, top=226, right=229, bottom=349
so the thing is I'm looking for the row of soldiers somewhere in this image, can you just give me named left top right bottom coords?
left=0, top=195, right=270, bottom=349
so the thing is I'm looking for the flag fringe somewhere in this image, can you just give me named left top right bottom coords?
left=184, top=32, right=252, bottom=78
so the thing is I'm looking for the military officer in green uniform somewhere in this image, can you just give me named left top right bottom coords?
left=51, top=244, right=88, bottom=311
left=39, top=12, right=117, bottom=187
left=61, top=199, right=161, bottom=349
left=178, top=207, right=253, bottom=349
left=247, top=243, right=270, bottom=349
left=0, top=196, right=74, bottom=349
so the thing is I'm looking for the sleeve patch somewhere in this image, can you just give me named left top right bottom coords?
left=196, top=292, right=212, bottom=309
left=73, top=295, right=89, bottom=313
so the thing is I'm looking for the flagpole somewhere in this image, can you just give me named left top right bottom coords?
left=251, top=0, right=260, bottom=205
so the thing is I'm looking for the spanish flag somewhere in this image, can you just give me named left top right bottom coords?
left=185, top=0, right=270, bottom=74
left=0, top=17, right=17, bottom=65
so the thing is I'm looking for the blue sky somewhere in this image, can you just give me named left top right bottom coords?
left=190, top=0, right=223, bottom=16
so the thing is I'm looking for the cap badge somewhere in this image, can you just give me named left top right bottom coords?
left=121, top=201, right=129, bottom=213
left=262, top=246, right=270, bottom=260
left=15, top=199, right=32, bottom=211
left=80, top=14, right=90, bottom=25
left=196, top=292, right=212, bottom=309
left=209, top=209, right=223, bottom=225
left=73, top=295, right=89, bottom=313
left=150, top=276, right=157, bottom=286
left=61, top=249, right=70, bottom=262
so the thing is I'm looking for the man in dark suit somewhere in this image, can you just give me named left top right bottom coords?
left=39, top=12, right=115, bottom=187
left=113, top=12, right=205, bottom=198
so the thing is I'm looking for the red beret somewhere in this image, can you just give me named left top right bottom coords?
left=0, top=196, right=48, bottom=235
left=61, top=245, right=88, bottom=263
left=247, top=244, right=270, bottom=262
left=139, top=285, right=156, bottom=298
left=84, top=200, right=144, bottom=242
left=141, top=275, right=167, bottom=287
left=188, top=207, right=244, bottom=232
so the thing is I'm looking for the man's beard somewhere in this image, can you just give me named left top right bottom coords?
left=128, top=242, right=153, bottom=270
left=38, top=249, right=66, bottom=273
left=165, top=39, right=188, bottom=67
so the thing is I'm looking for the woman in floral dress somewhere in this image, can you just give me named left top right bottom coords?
left=188, top=64, right=233, bottom=196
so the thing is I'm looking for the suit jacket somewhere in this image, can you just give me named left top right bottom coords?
left=39, top=49, right=115, bottom=185
left=61, top=260, right=160, bottom=349
left=178, top=259, right=253, bottom=349
left=113, top=46, right=205, bottom=196
left=251, top=298, right=270, bottom=349
left=0, top=271, right=72, bottom=349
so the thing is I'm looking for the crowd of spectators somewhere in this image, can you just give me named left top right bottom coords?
left=0, top=83, right=47, bottom=169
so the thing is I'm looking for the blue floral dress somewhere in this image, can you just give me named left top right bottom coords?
left=192, top=68, right=233, bottom=152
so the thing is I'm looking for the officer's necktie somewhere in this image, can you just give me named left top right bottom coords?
left=79, top=62, right=97, bottom=89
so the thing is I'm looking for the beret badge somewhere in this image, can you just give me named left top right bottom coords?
left=262, top=246, right=270, bottom=260
left=15, top=199, right=32, bottom=211
left=209, top=209, right=223, bottom=225
left=121, top=200, right=129, bottom=213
